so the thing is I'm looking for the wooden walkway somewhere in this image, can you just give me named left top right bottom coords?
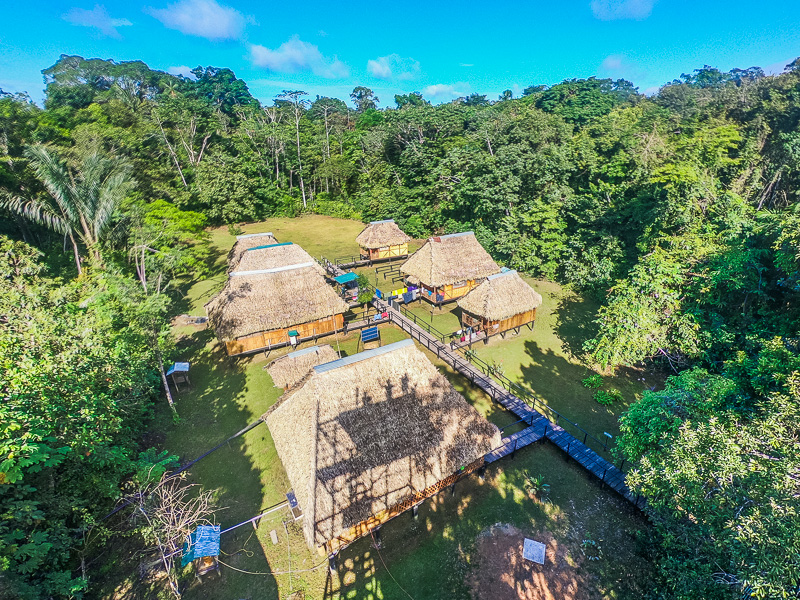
left=375, top=298, right=644, bottom=508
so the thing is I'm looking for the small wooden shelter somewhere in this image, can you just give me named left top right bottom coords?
left=227, top=232, right=279, bottom=271
left=400, top=232, right=501, bottom=303
left=265, top=339, right=501, bottom=554
left=205, top=262, right=349, bottom=356
left=267, top=344, right=339, bottom=391
left=457, top=270, right=543, bottom=337
left=356, top=219, right=412, bottom=261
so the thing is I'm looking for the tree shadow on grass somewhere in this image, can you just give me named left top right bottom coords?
left=553, top=290, right=601, bottom=364
left=164, top=330, right=281, bottom=599
left=324, top=443, right=652, bottom=600
left=516, top=340, right=622, bottom=441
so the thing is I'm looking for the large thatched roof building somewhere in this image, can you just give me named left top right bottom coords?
left=356, top=219, right=412, bottom=261
left=228, top=232, right=279, bottom=271
left=458, top=270, right=543, bottom=337
left=400, top=232, right=501, bottom=302
left=205, top=262, right=349, bottom=356
left=232, top=242, right=325, bottom=275
left=265, top=339, right=501, bottom=552
left=267, top=344, right=339, bottom=390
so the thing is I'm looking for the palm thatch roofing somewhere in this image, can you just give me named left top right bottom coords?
left=400, top=232, right=501, bottom=287
left=232, top=242, right=325, bottom=276
left=204, top=263, right=349, bottom=341
left=355, top=219, right=412, bottom=249
left=228, top=232, right=279, bottom=270
left=265, top=339, right=501, bottom=549
left=267, top=344, right=339, bottom=389
left=457, top=270, right=543, bottom=321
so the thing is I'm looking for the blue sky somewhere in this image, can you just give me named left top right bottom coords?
left=1, top=0, right=799, bottom=106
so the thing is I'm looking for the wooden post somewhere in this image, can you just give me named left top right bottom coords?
left=328, top=553, right=337, bottom=574
left=373, top=526, right=383, bottom=548
left=412, top=504, right=419, bottom=519
left=450, top=482, right=456, bottom=496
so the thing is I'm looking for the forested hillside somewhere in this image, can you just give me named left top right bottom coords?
left=1, top=54, right=799, bottom=598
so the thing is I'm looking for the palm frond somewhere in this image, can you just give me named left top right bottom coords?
left=1, top=192, right=69, bottom=235
left=23, top=145, right=82, bottom=226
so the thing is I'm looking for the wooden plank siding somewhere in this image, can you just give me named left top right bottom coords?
left=225, top=313, right=344, bottom=356
left=462, top=308, right=537, bottom=336
left=360, top=243, right=409, bottom=261
left=415, top=279, right=482, bottom=303
left=323, top=456, right=485, bottom=554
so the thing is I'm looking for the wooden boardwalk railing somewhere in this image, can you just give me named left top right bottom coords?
left=374, top=297, right=644, bottom=509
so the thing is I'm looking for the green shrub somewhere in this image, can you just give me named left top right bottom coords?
left=582, top=373, right=603, bottom=388
left=593, top=389, right=623, bottom=405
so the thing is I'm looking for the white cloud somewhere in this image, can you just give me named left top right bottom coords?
left=423, top=82, right=471, bottom=100
left=249, top=37, right=349, bottom=79
left=63, top=5, right=132, bottom=39
left=167, top=65, right=195, bottom=78
left=600, top=53, right=646, bottom=80
left=366, top=54, right=420, bottom=81
left=591, top=0, right=654, bottom=20
left=146, top=0, right=247, bottom=40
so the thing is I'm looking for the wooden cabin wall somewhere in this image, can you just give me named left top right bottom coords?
left=461, top=308, right=537, bottom=334
left=417, top=279, right=480, bottom=303
left=323, top=457, right=485, bottom=554
left=225, top=313, right=345, bottom=356
left=363, top=243, right=409, bottom=260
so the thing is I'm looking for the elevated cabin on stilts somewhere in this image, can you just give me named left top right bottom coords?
left=356, top=219, right=412, bottom=262
left=267, top=344, right=339, bottom=391
left=264, top=339, right=501, bottom=554
left=457, top=270, right=543, bottom=338
left=227, top=232, right=278, bottom=272
left=400, top=232, right=501, bottom=304
left=205, top=261, right=349, bottom=356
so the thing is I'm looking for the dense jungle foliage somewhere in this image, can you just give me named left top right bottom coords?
left=1, top=54, right=799, bottom=598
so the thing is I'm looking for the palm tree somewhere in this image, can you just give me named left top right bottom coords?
left=3, top=145, right=134, bottom=274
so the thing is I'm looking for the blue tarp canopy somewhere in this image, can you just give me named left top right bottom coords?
left=181, top=525, right=220, bottom=567
left=333, top=272, right=358, bottom=284
left=166, top=362, right=190, bottom=376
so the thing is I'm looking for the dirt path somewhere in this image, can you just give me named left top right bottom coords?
left=469, top=524, right=597, bottom=600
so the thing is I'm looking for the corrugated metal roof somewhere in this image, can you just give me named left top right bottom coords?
left=436, top=231, right=474, bottom=240
left=488, top=269, right=516, bottom=280
left=236, top=232, right=274, bottom=240
left=244, top=242, right=293, bottom=252
left=334, top=272, right=359, bottom=284
left=229, top=261, right=316, bottom=277
left=369, top=219, right=395, bottom=224
left=313, top=339, right=414, bottom=373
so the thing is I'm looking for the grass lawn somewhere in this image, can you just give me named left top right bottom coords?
left=145, top=216, right=653, bottom=599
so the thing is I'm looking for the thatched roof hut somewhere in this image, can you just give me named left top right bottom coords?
left=232, top=242, right=325, bottom=275
left=228, top=232, right=278, bottom=270
left=356, top=219, right=411, bottom=249
left=266, top=339, right=501, bottom=550
left=400, top=232, right=500, bottom=288
left=205, top=262, right=349, bottom=342
left=457, top=270, right=543, bottom=322
left=267, top=345, right=339, bottom=390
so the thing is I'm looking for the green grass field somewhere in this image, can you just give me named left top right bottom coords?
left=147, top=215, right=653, bottom=599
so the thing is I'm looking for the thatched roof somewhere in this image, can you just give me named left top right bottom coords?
left=457, top=270, right=543, bottom=321
left=267, top=345, right=339, bottom=389
left=355, top=219, right=412, bottom=249
left=400, top=232, right=501, bottom=287
left=205, top=263, right=349, bottom=341
left=228, top=232, right=279, bottom=270
left=266, top=339, right=501, bottom=549
left=232, top=242, right=325, bottom=275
